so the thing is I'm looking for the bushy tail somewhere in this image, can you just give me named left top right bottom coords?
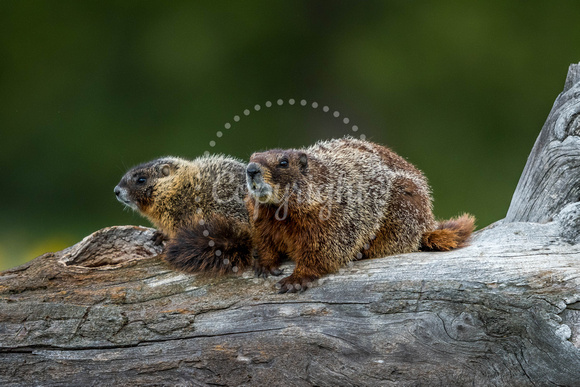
left=421, top=213, right=476, bottom=251
left=164, top=214, right=253, bottom=274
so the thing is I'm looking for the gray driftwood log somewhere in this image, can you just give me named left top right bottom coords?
left=2, top=64, right=580, bottom=386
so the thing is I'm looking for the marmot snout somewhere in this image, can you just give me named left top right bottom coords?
left=115, top=158, right=175, bottom=216
left=245, top=162, right=275, bottom=203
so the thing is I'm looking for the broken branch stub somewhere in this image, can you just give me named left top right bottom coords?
left=506, top=62, right=580, bottom=223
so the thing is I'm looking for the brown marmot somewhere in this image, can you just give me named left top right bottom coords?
left=114, top=155, right=252, bottom=273
left=246, top=137, right=475, bottom=293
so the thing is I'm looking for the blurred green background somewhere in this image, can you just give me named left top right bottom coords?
left=1, top=1, right=579, bottom=271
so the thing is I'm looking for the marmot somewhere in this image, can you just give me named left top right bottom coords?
left=246, top=137, right=475, bottom=292
left=114, top=155, right=252, bottom=273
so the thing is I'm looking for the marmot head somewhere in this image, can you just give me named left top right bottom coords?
left=246, top=149, right=308, bottom=204
left=114, top=157, right=181, bottom=213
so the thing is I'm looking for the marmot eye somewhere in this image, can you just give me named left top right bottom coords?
left=136, top=177, right=147, bottom=184
left=279, top=159, right=289, bottom=168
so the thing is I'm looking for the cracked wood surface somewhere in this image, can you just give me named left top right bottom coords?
left=1, top=221, right=579, bottom=386
left=1, top=62, right=580, bottom=386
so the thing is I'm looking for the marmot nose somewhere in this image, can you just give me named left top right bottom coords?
left=114, top=185, right=121, bottom=196
left=246, top=163, right=261, bottom=179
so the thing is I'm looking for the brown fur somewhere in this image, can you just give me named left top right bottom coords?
left=421, top=213, right=476, bottom=251
left=115, top=155, right=251, bottom=273
left=245, top=137, right=475, bottom=292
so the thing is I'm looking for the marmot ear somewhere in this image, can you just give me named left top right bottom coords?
left=160, top=164, right=171, bottom=177
left=298, top=152, right=308, bottom=169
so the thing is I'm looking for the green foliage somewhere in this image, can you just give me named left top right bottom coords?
left=2, top=0, right=579, bottom=270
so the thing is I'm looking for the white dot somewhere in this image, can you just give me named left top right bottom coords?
left=333, top=111, right=340, bottom=117
left=198, top=219, right=205, bottom=226
left=196, top=208, right=203, bottom=214
left=343, top=117, right=350, bottom=124
left=232, top=266, right=239, bottom=273
left=360, top=134, right=366, bottom=140
left=266, top=101, right=272, bottom=107
left=312, top=102, right=318, bottom=108
left=294, top=284, right=301, bottom=291
left=234, top=115, right=240, bottom=122
left=364, top=243, right=370, bottom=250
left=208, top=240, right=215, bottom=247
left=216, top=131, right=223, bottom=138
left=356, top=252, right=363, bottom=259
left=300, top=99, right=307, bottom=106
left=215, top=250, right=222, bottom=257
left=223, top=258, right=229, bottom=265
left=209, top=140, right=216, bottom=147
left=277, top=99, right=283, bottom=106
left=323, top=106, right=329, bottom=112
left=244, top=109, right=250, bottom=116
left=289, top=99, right=295, bottom=105
left=254, top=104, right=261, bottom=111
left=352, top=125, right=359, bottom=132
left=203, top=230, right=209, bottom=237
left=224, top=123, right=231, bottom=129
left=203, top=151, right=210, bottom=156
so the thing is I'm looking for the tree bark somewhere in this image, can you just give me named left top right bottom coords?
left=2, top=63, right=580, bottom=386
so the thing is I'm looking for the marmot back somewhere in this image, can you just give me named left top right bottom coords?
left=115, top=155, right=252, bottom=274
left=246, top=137, right=475, bottom=292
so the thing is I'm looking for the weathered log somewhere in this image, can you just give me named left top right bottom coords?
left=1, top=63, right=580, bottom=386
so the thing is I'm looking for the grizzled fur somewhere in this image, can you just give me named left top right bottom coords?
left=246, top=137, right=475, bottom=293
left=115, top=155, right=251, bottom=273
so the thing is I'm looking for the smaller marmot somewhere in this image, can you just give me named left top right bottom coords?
left=114, top=155, right=252, bottom=273
left=246, top=137, right=475, bottom=293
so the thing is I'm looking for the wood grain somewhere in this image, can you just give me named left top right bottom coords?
left=1, top=222, right=579, bottom=386
left=505, top=62, right=580, bottom=223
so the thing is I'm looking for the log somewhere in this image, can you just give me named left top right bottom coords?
left=1, top=63, right=580, bottom=386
